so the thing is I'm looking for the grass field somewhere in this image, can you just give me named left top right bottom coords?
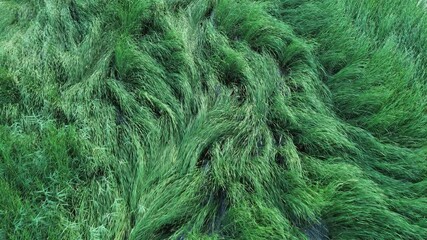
left=1, top=0, right=427, bottom=239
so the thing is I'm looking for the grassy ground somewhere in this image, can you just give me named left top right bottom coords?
left=1, top=0, right=426, bottom=239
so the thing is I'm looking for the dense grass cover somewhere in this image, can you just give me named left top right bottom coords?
left=1, top=0, right=427, bottom=239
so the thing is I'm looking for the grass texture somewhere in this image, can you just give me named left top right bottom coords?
left=1, top=0, right=427, bottom=239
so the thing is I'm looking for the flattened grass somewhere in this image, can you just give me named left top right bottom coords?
left=1, top=0, right=426, bottom=239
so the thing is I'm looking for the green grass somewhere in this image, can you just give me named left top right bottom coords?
left=0, top=0, right=426, bottom=239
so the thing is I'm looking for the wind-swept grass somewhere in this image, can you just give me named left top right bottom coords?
left=0, top=0, right=426, bottom=239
